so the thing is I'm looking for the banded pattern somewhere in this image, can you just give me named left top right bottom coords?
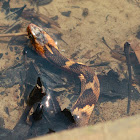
left=27, top=23, right=100, bottom=126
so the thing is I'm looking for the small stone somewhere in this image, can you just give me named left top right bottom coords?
left=4, top=107, right=10, bottom=115
left=9, top=47, right=13, bottom=52
left=61, top=11, right=71, bottom=17
left=82, top=8, right=88, bottom=17
left=16, top=57, right=19, bottom=60
left=51, top=15, right=58, bottom=20
left=14, top=46, right=18, bottom=50
left=0, top=53, right=3, bottom=59
left=90, top=60, right=95, bottom=64
left=5, top=52, right=8, bottom=55
left=0, top=91, right=5, bottom=95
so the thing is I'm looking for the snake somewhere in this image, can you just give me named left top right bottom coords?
left=27, top=23, right=100, bottom=126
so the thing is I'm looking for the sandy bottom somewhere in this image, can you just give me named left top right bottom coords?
left=0, top=0, right=140, bottom=134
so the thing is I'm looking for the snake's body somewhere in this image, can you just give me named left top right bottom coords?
left=27, top=23, right=100, bottom=126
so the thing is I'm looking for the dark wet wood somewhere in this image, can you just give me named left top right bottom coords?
left=124, top=42, right=132, bottom=114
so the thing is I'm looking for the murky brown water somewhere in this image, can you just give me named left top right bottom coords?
left=0, top=0, right=140, bottom=139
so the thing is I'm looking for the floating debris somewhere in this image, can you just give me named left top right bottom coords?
left=0, top=53, right=3, bottom=59
left=82, top=8, right=88, bottom=17
left=61, top=11, right=71, bottom=17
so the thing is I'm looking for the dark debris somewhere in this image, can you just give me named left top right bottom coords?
left=82, top=8, right=88, bottom=17
left=0, top=53, right=3, bottom=59
left=61, top=11, right=71, bottom=17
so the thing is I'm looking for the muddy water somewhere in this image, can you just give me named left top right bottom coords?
left=0, top=0, right=140, bottom=139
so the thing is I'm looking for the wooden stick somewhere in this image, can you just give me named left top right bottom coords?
left=102, top=37, right=126, bottom=62
left=102, top=37, right=114, bottom=51
left=0, top=32, right=27, bottom=37
left=124, top=42, right=132, bottom=114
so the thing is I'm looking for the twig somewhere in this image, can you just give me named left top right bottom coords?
left=102, top=37, right=114, bottom=52
left=102, top=37, right=126, bottom=62
left=0, top=32, right=27, bottom=37
left=124, top=42, right=132, bottom=114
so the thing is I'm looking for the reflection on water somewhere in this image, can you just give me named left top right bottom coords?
left=0, top=0, right=140, bottom=139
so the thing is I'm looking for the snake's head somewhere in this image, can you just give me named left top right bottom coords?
left=27, top=23, right=58, bottom=57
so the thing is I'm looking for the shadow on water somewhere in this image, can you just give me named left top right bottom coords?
left=8, top=47, right=80, bottom=139
left=98, top=69, right=140, bottom=103
left=0, top=43, right=80, bottom=139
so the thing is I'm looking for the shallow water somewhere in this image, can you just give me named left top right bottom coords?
left=0, top=0, right=140, bottom=139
